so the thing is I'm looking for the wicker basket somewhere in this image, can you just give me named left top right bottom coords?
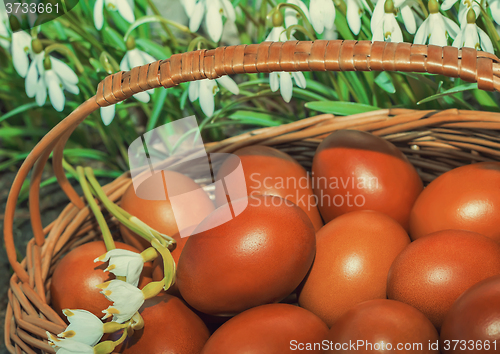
left=4, top=40, right=500, bottom=353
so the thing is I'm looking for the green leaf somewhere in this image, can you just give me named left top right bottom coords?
left=228, top=110, right=284, bottom=126
left=135, top=38, right=171, bottom=60
left=0, top=102, right=42, bottom=123
left=147, top=88, right=168, bottom=131
left=375, top=72, right=396, bottom=94
left=0, top=128, right=46, bottom=138
left=417, top=83, right=478, bottom=105
left=103, top=27, right=126, bottom=51
left=305, top=101, right=380, bottom=115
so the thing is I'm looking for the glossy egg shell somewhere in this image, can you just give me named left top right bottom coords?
left=120, top=171, right=215, bottom=250
left=298, top=210, right=410, bottom=327
left=201, top=303, right=328, bottom=354
left=177, top=195, right=316, bottom=316
left=325, top=299, right=439, bottom=354
left=312, top=130, right=423, bottom=231
left=440, top=275, right=500, bottom=353
left=114, top=293, right=210, bottom=354
left=50, top=241, right=150, bottom=319
left=409, top=162, right=500, bottom=242
left=387, top=229, right=500, bottom=330
left=214, top=145, right=324, bottom=231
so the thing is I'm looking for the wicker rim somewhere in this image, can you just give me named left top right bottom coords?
left=4, top=40, right=500, bottom=353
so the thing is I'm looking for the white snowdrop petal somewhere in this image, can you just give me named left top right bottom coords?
left=100, top=280, right=145, bottom=323
left=25, top=62, right=39, bottom=98
left=323, top=0, right=336, bottom=30
left=279, top=72, right=293, bottom=103
left=413, top=19, right=429, bottom=44
left=370, top=0, right=385, bottom=35
left=59, top=309, right=103, bottom=346
left=347, top=0, right=362, bottom=35
left=63, top=82, right=80, bottom=95
left=181, top=0, right=197, bottom=18
left=372, top=22, right=384, bottom=42
left=12, top=32, right=30, bottom=78
left=221, top=0, right=236, bottom=21
left=441, top=0, right=458, bottom=10
left=128, top=48, right=147, bottom=71
left=46, top=70, right=65, bottom=112
left=269, top=72, right=280, bottom=92
left=477, top=27, right=494, bottom=53
left=216, top=75, right=239, bottom=95
left=117, top=0, right=135, bottom=23
left=134, top=91, right=151, bottom=103
left=199, top=80, right=216, bottom=117
left=452, top=31, right=463, bottom=48
left=51, top=57, right=79, bottom=85
left=189, top=81, right=200, bottom=102
left=120, top=52, right=130, bottom=72
left=309, top=0, right=325, bottom=34
left=206, top=2, right=223, bottom=42
left=97, top=249, right=144, bottom=287
left=140, top=51, right=157, bottom=66
left=291, top=71, right=307, bottom=89
left=442, top=15, right=460, bottom=39
left=94, top=0, right=104, bottom=30
left=490, top=0, right=500, bottom=25
left=401, top=5, right=416, bottom=34
left=35, top=79, right=47, bottom=107
left=389, top=15, right=404, bottom=42
left=189, top=1, right=205, bottom=33
left=101, top=105, right=116, bottom=126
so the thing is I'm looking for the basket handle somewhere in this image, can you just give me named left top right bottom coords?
left=4, top=40, right=500, bottom=282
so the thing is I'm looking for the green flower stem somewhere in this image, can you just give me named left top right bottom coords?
left=238, top=3, right=260, bottom=26
left=146, top=0, right=178, bottom=47
left=100, top=52, right=121, bottom=73
left=84, top=167, right=176, bottom=247
left=285, top=24, right=316, bottom=41
left=141, top=278, right=166, bottom=299
left=328, top=72, right=345, bottom=101
left=275, top=3, right=316, bottom=38
left=44, top=44, right=85, bottom=74
left=0, top=35, right=11, bottom=42
left=76, top=166, right=116, bottom=251
left=94, top=328, right=128, bottom=354
left=124, top=15, right=192, bottom=43
left=338, top=71, right=362, bottom=103
left=151, top=239, right=176, bottom=291
left=187, top=36, right=217, bottom=52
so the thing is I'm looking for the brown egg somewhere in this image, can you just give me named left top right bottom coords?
left=325, top=299, right=439, bottom=354
left=298, top=210, right=410, bottom=327
left=177, top=195, right=316, bottom=316
left=50, top=241, right=150, bottom=319
left=214, top=145, right=324, bottom=231
left=312, top=130, right=423, bottom=231
left=441, top=275, right=500, bottom=353
left=387, top=229, right=500, bottom=330
left=120, top=171, right=215, bottom=250
left=113, top=293, right=210, bottom=354
left=202, top=303, right=329, bottom=354
left=410, top=162, right=500, bottom=243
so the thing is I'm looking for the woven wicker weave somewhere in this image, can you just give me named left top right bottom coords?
left=4, top=40, right=500, bottom=353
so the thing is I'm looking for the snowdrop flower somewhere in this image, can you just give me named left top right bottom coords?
left=453, top=8, right=494, bottom=52
left=98, top=280, right=145, bottom=323
left=488, top=0, right=500, bottom=25
left=309, top=0, right=336, bottom=34
left=441, top=0, right=485, bottom=25
left=58, top=310, right=104, bottom=346
left=47, top=332, right=94, bottom=354
left=414, top=0, right=460, bottom=46
left=0, top=2, right=9, bottom=50
left=181, top=0, right=236, bottom=42
left=11, top=31, right=32, bottom=78
left=189, top=76, right=239, bottom=117
left=265, top=25, right=307, bottom=102
left=284, top=0, right=311, bottom=29
left=94, top=0, right=134, bottom=30
left=372, top=0, right=404, bottom=42
left=101, top=37, right=157, bottom=126
left=26, top=56, right=79, bottom=112
left=95, top=249, right=145, bottom=287
left=372, top=0, right=416, bottom=36
left=346, top=0, right=366, bottom=35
